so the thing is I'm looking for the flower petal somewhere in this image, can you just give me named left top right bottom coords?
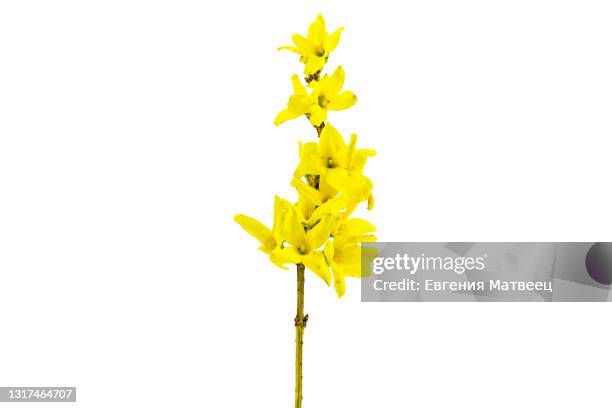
left=307, top=14, right=326, bottom=46
left=274, top=108, right=300, bottom=126
left=328, top=90, right=357, bottom=111
left=318, top=124, right=337, bottom=160
left=334, top=245, right=362, bottom=277
left=345, top=133, right=357, bottom=168
left=304, top=56, right=326, bottom=76
left=305, top=214, right=334, bottom=250
left=303, top=251, right=331, bottom=286
left=324, top=240, right=334, bottom=265
left=292, top=33, right=315, bottom=54
left=309, top=196, right=349, bottom=223
left=288, top=95, right=310, bottom=115
left=294, top=142, right=325, bottom=176
left=328, top=65, right=346, bottom=97
left=290, top=177, right=323, bottom=205
left=339, top=218, right=377, bottom=237
left=307, top=105, right=326, bottom=126
left=325, top=167, right=351, bottom=194
left=319, top=124, right=345, bottom=161
left=317, top=175, right=338, bottom=200
left=278, top=45, right=302, bottom=55
left=331, top=263, right=346, bottom=297
left=270, top=247, right=303, bottom=268
left=324, top=27, right=343, bottom=52
left=234, top=214, right=275, bottom=251
left=284, top=207, right=307, bottom=249
left=291, top=74, right=308, bottom=96
left=300, top=140, right=319, bottom=160
left=272, top=196, right=292, bottom=244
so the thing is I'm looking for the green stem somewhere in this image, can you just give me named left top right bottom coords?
left=294, top=263, right=307, bottom=408
left=294, top=121, right=324, bottom=407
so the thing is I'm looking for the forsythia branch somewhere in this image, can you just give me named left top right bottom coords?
left=233, top=14, right=379, bottom=408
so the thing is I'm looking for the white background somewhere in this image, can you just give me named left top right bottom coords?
left=1, top=1, right=611, bottom=407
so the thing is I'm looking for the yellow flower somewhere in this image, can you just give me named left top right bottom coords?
left=272, top=206, right=337, bottom=285
left=291, top=182, right=350, bottom=224
left=324, top=218, right=378, bottom=297
left=294, top=123, right=375, bottom=205
left=238, top=15, right=378, bottom=302
left=234, top=196, right=293, bottom=269
left=278, top=14, right=343, bottom=76
left=274, top=66, right=357, bottom=127
left=235, top=196, right=341, bottom=286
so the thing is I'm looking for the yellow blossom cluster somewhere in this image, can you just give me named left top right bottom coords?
left=235, top=15, right=376, bottom=297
